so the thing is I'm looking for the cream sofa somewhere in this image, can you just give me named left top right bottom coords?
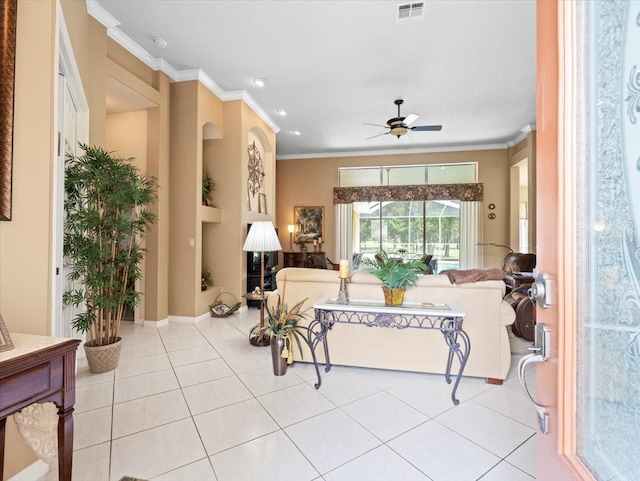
left=270, top=267, right=516, bottom=382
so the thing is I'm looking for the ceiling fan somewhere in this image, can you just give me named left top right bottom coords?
left=364, top=99, right=442, bottom=139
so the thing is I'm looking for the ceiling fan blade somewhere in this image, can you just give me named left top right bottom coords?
left=363, top=122, right=390, bottom=129
left=404, top=113, right=419, bottom=126
left=411, top=125, right=443, bottom=132
left=366, top=131, right=390, bottom=140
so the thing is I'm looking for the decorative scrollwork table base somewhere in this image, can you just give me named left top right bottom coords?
left=308, top=297, right=469, bottom=405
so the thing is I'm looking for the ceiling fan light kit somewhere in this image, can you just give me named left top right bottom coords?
left=365, top=99, right=442, bottom=140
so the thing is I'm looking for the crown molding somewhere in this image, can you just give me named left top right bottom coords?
left=276, top=142, right=510, bottom=160
left=85, top=0, right=279, bottom=134
left=86, top=0, right=120, bottom=29
left=506, top=123, right=537, bottom=147
left=277, top=124, right=537, bottom=160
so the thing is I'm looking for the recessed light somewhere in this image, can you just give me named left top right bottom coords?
left=153, top=37, right=168, bottom=49
left=292, top=130, right=301, bottom=136
left=253, top=78, right=267, bottom=87
left=277, top=109, right=287, bottom=116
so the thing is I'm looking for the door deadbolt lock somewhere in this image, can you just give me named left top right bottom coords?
left=528, top=272, right=553, bottom=308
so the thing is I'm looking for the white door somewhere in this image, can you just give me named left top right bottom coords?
left=53, top=74, right=73, bottom=338
left=53, top=74, right=81, bottom=341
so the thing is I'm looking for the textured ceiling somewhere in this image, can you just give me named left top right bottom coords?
left=96, top=0, right=536, bottom=158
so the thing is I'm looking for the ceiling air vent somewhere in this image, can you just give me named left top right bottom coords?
left=396, top=2, right=425, bottom=24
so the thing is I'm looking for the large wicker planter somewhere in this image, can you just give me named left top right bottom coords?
left=84, top=337, right=122, bottom=373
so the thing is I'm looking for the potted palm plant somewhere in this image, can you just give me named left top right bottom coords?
left=264, top=293, right=310, bottom=376
left=202, top=171, right=216, bottom=206
left=63, top=144, right=157, bottom=373
left=362, top=249, right=428, bottom=306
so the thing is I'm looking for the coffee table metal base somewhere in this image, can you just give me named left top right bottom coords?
left=308, top=297, right=470, bottom=405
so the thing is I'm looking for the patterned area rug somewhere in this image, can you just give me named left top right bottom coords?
left=509, top=328, right=534, bottom=355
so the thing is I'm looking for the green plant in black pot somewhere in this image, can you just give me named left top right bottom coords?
left=63, top=144, right=157, bottom=372
left=362, top=249, right=428, bottom=306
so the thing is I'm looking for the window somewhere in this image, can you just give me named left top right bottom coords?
left=339, top=163, right=476, bottom=272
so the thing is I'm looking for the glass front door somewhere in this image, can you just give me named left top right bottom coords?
left=574, top=1, right=640, bottom=478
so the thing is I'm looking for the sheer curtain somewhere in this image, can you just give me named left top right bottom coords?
left=459, top=201, right=482, bottom=269
left=334, top=204, right=353, bottom=270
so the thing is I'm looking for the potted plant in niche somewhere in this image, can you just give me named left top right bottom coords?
left=264, top=292, right=310, bottom=376
left=63, top=144, right=157, bottom=373
left=202, top=171, right=216, bottom=206
left=362, top=249, right=428, bottom=306
left=201, top=268, right=213, bottom=291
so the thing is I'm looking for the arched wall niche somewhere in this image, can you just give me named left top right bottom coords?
left=203, top=122, right=222, bottom=140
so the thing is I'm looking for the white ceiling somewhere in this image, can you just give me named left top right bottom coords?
left=94, top=0, right=536, bottom=159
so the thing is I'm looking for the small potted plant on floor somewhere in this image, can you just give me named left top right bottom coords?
left=362, top=249, right=428, bottom=306
left=264, top=292, right=310, bottom=376
left=63, top=144, right=157, bottom=373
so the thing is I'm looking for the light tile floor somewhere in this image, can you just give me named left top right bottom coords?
left=39, top=308, right=537, bottom=481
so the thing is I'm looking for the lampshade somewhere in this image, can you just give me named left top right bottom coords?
left=243, top=221, right=282, bottom=252
left=287, top=224, right=295, bottom=233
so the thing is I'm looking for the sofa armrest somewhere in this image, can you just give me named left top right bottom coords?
left=500, top=300, right=516, bottom=326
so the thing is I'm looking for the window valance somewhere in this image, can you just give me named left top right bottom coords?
left=333, top=183, right=484, bottom=204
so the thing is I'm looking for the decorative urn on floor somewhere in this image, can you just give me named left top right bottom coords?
left=264, top=292, right=310, bottom=375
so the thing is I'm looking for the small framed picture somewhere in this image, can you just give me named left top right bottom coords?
left=0, top=314, right=14, bottom=352
left=294, top=205, right=325, bottom=243
left=258, top=193, right=267, bottom=214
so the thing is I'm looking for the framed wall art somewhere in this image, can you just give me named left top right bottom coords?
left=0, top=0, right=18, bottom=221
left=294, top=206, right=324, bottom=243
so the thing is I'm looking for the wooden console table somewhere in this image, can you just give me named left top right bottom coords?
left=0, top=334, right=81, bottom=481
left=309, top=297, right=468, bottom=405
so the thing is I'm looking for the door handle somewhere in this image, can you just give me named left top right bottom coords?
left=517, top=323, right=551, bottom=434
left=528, top=272, right=553, bottom=308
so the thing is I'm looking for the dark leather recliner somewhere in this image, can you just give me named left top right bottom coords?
left=501, top=253, right=536, bottom=274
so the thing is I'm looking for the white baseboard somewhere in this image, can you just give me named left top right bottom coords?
left=143, top=318, right=169, bottom=328
left=168, top=312, right=212, bottom=324
left=8, top=460, right=49, bottom=481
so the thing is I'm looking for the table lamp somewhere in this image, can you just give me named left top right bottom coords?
left=243, top=221, right=282, bottom=346
left=287, top=224, right=294, bottom=251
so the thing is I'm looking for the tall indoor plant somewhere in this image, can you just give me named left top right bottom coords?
left=63, top=144, right=157, bottom=373
left=363, top=249, right=428, bottom=306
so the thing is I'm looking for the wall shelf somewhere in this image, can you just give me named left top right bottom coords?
left=200, top=205, right=222, bottom=223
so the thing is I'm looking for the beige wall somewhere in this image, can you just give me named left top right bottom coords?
left=106, top=110, right=149, bottom=322
left=508, top=132, right=537, bottom=253
left=2, top=1, right=172, bottom=476
left=276, top=149, right=511, bottom=269
left=145, top=73, right=172, bottom=322
left=2, top=1, right=64, bottom=477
